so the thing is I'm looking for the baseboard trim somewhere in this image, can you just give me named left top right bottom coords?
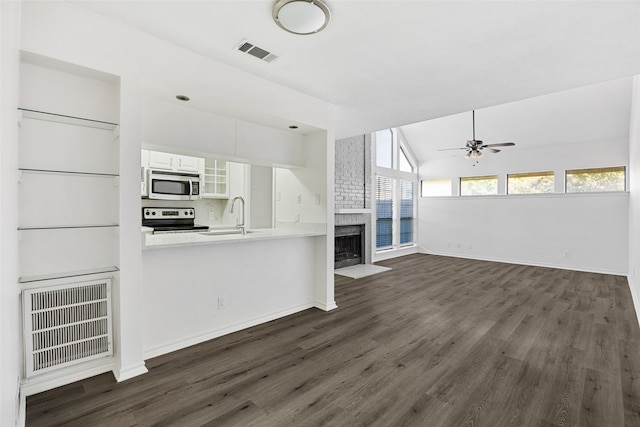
left=374, top=245, right=418, bottom=262
left=143, top=302, right=316, bottom=360
left=418, top=247, right=627, bottom=277
left=315, top=300, right=338, bottom=311
left=21, top=357, right=114, bottom=396
left=113, top=362, right=148, bottom=383
left=628, top=275, right=640, bottom=329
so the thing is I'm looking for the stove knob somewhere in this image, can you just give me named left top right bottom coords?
left=152, top=211, right=156, bottom=215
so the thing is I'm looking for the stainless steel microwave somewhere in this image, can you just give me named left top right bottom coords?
left=147, top=170, right=201, bottom=201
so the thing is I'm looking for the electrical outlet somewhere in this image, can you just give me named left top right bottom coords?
left=208, top=211, right=215, bottom=220
left=564, top=250, right=570, bottom=258
left=218, top=297, right=226, bottom=310
left=296, top=194, right=302, bottom=204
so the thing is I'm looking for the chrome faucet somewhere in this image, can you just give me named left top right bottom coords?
left=230, top=196, right=246, bottom=235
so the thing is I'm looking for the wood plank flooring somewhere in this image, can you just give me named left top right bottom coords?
left=26, top=254, right=640, bottom=426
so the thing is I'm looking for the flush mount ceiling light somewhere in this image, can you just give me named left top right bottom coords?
left=176, top=95, right=190, bottom=101
left=273, top=0, right=331, bottom=35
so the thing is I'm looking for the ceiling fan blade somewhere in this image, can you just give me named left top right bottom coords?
left=486, top=148, right=501, bottom=153
left=482, top=142, right=515, bottom=148
left=438, top=147, right=468, bottom=151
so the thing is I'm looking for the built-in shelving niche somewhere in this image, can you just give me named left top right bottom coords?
left=17, top=54, right=121, bottom=392
left=18, top=60, right=120, bottom=286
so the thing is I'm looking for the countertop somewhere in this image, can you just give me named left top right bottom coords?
left=142, top=224, right=326, bottom=249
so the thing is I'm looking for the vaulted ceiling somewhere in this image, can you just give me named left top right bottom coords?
left=75, top=1, right=640, bottom=145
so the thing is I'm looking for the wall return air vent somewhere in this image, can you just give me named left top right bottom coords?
left=235, top=40, right=279, bottom=63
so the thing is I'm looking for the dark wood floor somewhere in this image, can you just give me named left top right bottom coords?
left=27, top=254, right=640, bottom=426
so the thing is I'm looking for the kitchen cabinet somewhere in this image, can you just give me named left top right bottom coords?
left=202, top=158, right=229, bottom=198
left=148, top=150, right=203, bottom=173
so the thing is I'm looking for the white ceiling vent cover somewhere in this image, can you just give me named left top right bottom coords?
left=235, top=40, right=279, bottom=63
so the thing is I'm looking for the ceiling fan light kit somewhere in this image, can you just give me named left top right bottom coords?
left=273, top=0, right=331, bottom=35
left=439, top=110, right=515, bottom=163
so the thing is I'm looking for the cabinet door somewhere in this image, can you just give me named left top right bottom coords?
left=202, top=159, right=229, bottom=199
left=176, top=155, right=201, bottom=173
left=148, top=151, right=174, bottom=170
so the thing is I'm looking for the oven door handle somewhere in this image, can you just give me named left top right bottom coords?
left=188, top=179, right=193, bottom=201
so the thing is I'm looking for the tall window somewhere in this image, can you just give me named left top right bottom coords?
left=566, top=166, right=626, bottom=193
left=376, top=176, right=394, bottom=249
left=374, top=129, right=417, bottom=251
left=376, top=130, right=393, bottom=169
left=400, top=179, right=415, bottom=244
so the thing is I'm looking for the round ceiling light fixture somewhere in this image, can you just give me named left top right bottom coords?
left=273, top=0, right=331, bottom=35
left=176, top=95, right=190, bottom=102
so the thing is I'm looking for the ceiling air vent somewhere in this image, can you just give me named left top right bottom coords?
left=235, top=40, right=279, bottom=63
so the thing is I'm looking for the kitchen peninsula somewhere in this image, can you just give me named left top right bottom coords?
left=139, top=98, right=334, bottom=361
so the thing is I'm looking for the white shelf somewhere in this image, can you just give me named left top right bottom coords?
left=19, top=266, right=119, bottom=284
left=19, top=108, right=118, bottom=131
left=18, top=224, right=118, bottom=231
left=19, top=168, right=119, bottom=178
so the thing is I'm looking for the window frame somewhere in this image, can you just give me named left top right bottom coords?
left=459, top=175, right=499, bottom=196
left=373, top=129, right=418, bottom=252
left=421, top=178, right=453, bottom=197
left=507, top=171, right=555, bottom=195
left=565, top=166, right=626, bottom=193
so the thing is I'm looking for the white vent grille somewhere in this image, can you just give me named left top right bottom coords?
left=23, top=279, right=113, bottom=377
left=235, top=40, right=279, bottom=63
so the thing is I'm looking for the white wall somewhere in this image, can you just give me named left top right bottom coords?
left=628, top=75, right=640, bottom=314
left=419, top=193, right=628, bottom=275
left=416, top=83, right=631, bottom=275
left=1, top=2, right=23, bottom=425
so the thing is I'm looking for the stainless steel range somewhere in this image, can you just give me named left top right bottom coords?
left=142, top=207, right=209, bottom=234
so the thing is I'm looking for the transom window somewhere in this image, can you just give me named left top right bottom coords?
left=508, top=171, right=554, bottom=194
left=460, top=175, right=498, bottom=196
left=566, top=166, right=626, bottom=193
left=421, top=179, right=452, bottom=197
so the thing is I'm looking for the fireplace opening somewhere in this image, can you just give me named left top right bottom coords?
left=335, top=225, right=364, bottom=269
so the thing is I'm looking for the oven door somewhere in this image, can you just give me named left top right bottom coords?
left=148, top=171, right=201, bottom=200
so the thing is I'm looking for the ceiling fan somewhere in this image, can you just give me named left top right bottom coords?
left=439, top=110, right=515, bottom=160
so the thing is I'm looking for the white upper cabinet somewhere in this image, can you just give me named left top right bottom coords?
left=147, top=150, right=203, bottom=174
left=175, top=155, right=201, bottom=173
left=147, top=150, right=174, bottom=170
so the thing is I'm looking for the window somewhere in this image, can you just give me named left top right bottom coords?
left=565, top=166, right=626, bottom=193
left=399, top=146, right=413, bottom=173
left=374, top=129, right=417, bottom=251
left=421, top=179, right=452, bottom=197
left=508, top=171, right=554, bottom=194
left=460, top=175, right=498, bottom=196
left=376, top=176, right=394, bottom=249
left=400, top=180, right=415, bottom=244
left=375, top=130, right=393, bottom=168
